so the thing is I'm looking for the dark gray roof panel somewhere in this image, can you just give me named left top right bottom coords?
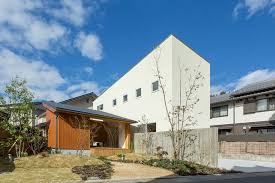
left=210, top=93, right=231, bottom=104
left=44, top=101, right=136, bottom=123
left=60, top=92, right=97, bottom=104
left=232, top=78, right=275, bottom=96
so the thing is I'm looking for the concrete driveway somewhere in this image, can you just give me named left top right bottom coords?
left=218, top=158, right=275, bottom=173
left=84, top=172, right=275, bottom=183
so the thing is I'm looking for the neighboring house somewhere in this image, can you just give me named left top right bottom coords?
left=43, top=101, right=135, bottom=156
left=210, top=79, right=275, bottom=135
left=60, top=92, right=97, bottom=108
left=93, top=35, right=210, bottom=132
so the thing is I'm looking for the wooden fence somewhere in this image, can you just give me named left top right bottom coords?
left=133, top=128, right=218, bottom=167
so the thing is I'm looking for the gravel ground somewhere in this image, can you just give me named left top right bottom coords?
left=111, top=161, right=175, bottom=180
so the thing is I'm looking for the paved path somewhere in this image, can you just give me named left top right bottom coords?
left=85, top=172, right=275, bottom=183
left=218, top=158, right=275, bottom=173
left=111, top=161, right=175, bottom=180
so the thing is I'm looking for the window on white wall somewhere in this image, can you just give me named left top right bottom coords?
left=113, top=99, right=117, bottom=106
left=257, top=99, right=268, bottom=112
left=152, top=81, right=159, bottom=92
left=123, top=95, right=128, bottom=102
left=97, top=104, right=103, bottom=111
left=211, top=105, right=228, bottom=118
left=136, top=88, right=141, bottom=98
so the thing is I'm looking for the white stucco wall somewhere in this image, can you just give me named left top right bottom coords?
left=210, top=99, right=275, bottom=126
left=235, top=101, right=275, bottom=124
left=210, top=102, right=234, bottom=126
left=93, top=35, right=210, bottom=131
left=171, top=36, right=210, bottom=128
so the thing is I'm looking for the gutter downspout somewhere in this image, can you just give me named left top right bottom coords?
left=55, top=112, right=59, bottom=153
left=233, top=101, right=236, bottom=134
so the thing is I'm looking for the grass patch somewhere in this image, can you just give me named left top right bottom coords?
left=14, top=154, right=103, bottom=168
left=0, top=154, right=106, bottom=183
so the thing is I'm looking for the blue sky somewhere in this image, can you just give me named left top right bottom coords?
left=0, top=0, right=275, bottom=101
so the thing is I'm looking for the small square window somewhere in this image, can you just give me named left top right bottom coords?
left=123, top=95, right=128, bottom=102
left=136, top=88, right=141, bottom=98
left=97, top=104, right=103, bottom=111
left=152, top=81, right=159, bottom=92
left=113, top=99, right=117, bottom=106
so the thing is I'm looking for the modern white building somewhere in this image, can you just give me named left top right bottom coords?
left=92, top=35, right=210, bottom=132
left=210, top=79, right=275, bottom=134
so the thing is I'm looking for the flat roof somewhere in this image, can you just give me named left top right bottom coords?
left=43, top=101, right=136, bottom=123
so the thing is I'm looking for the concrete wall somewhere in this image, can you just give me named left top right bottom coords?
left=133, top=128, right=218, bottom=167
left=93, top=35, right=210, bottom=131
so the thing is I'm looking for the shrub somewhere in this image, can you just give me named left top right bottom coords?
left=72, top=161, right=113, bottom=180
left=142, top=159, right=229, bottom=176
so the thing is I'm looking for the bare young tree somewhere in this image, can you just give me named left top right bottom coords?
left=138, top=115, right=153, bottom=155
left=153, top=47, right=204, bottom=160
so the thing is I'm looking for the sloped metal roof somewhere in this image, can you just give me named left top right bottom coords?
left=43, top=101, right=136, bottom=123
left=232, top=78, right=275, bottom=96
left=60, top=92, right=97, bottom=104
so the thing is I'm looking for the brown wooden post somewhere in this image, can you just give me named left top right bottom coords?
left=125, top=124, right=131, bottom=149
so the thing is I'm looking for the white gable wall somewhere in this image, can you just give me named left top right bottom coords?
left=92, top=36, right=173, bottom=132
left=171, top=36, right=210, bottom=128
left=93, top=35, right=211, bottom=131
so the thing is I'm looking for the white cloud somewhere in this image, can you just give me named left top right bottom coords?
left=0, top=49, right=67, bottom=101
left=67, top=81, right=102, bottom=97
left=211, top=69, right=275, bottom=94
left=233, top=0, right=275, bottom=18
left=51, top=0, right=87, bottom=27
left=75, top=32, right=103, bottom=61
left=0, top=1, right=106, bottom=101
left=84, top=67, right=94, bottom=75
left=0, top=0, right=67, bottom=51
left=0, top=49, right=103, bottom=102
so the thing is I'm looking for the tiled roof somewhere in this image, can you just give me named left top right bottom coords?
left=232, top=78, right=275, bottom=96
left=210, top=93, right=231, bottom=104
left=43, top=101, right=136, bottom=123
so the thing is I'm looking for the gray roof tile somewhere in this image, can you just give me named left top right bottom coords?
left=232, top=78, right=275, bottom=96
left=210, top=93, right=231, bottom=104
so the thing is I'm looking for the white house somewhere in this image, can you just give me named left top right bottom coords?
left=92, top=35, right=210, bottom=132
left=210, top=79, right=275, bottom=134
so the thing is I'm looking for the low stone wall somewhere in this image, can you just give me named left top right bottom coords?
left=133, top=128, right=218, bottom=167
left=219, top=141, right=275, bottom=155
